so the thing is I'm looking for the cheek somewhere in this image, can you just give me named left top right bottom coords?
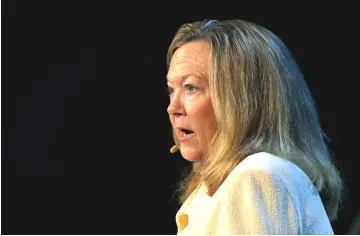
left=204, top=108, right=217, bottom=135
left=168, top=114, right=175, bottom=128
left=188, top=100, right=216, bottom=131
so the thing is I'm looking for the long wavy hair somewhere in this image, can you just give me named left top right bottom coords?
left=166, top=19, right=343, bottom=221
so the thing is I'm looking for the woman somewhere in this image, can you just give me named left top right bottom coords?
left=166, top=19, right=343, bottom=234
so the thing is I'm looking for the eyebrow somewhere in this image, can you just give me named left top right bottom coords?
left=166, top=74, right=202, bottom=84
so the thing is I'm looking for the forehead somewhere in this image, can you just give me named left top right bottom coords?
left=167, top=41, right=210, bottom=80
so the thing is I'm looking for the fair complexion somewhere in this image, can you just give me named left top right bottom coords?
left=167, top=41, right=217, bottom=162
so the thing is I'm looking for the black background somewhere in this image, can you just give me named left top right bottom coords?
left=2, top=1, right=358, bottom=234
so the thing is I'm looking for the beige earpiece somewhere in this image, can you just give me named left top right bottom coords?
left=170, top=145, right=179, bottom=153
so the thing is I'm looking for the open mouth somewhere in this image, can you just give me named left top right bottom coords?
left=180, top=128, right=194, bottom=136
left=176, top=126, right=195, bottom=142
left=178, top=128, right=195, bottom=142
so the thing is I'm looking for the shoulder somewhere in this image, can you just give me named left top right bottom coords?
left=208, top=152, right=331, bottom=235
left=210, top=152, right=307, bottom=234
left=222, top=152, right=315, bottom=197
left=233, top=152, right=304, bottom=176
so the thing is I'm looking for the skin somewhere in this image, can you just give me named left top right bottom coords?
left=167, top=41, right=217, bottom=162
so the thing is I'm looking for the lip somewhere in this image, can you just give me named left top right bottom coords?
left=176, top=126, right=193, bottom=131
left=177, top=128, right=195, bottom=143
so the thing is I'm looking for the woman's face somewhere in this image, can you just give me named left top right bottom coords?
left=167, top=41, right=217, bottom=162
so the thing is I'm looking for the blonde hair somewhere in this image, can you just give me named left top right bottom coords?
left=167, top=19, right=343, bottom=221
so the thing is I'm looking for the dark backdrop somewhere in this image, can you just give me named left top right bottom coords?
left=2, top=1, right=358, bottom=234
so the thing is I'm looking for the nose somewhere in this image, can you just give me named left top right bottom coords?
left=167, top=93, right=185, bottom=117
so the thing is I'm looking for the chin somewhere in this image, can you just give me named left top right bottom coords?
left=180, top=147, right=202, bottom=162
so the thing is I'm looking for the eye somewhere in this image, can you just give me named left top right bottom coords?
left=167, top=86, right=174, bottom=95
left=185, top=84, right=197, bottom=92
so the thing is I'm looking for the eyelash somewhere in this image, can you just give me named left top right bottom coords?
left=167, top=84, right=197, bottom=95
